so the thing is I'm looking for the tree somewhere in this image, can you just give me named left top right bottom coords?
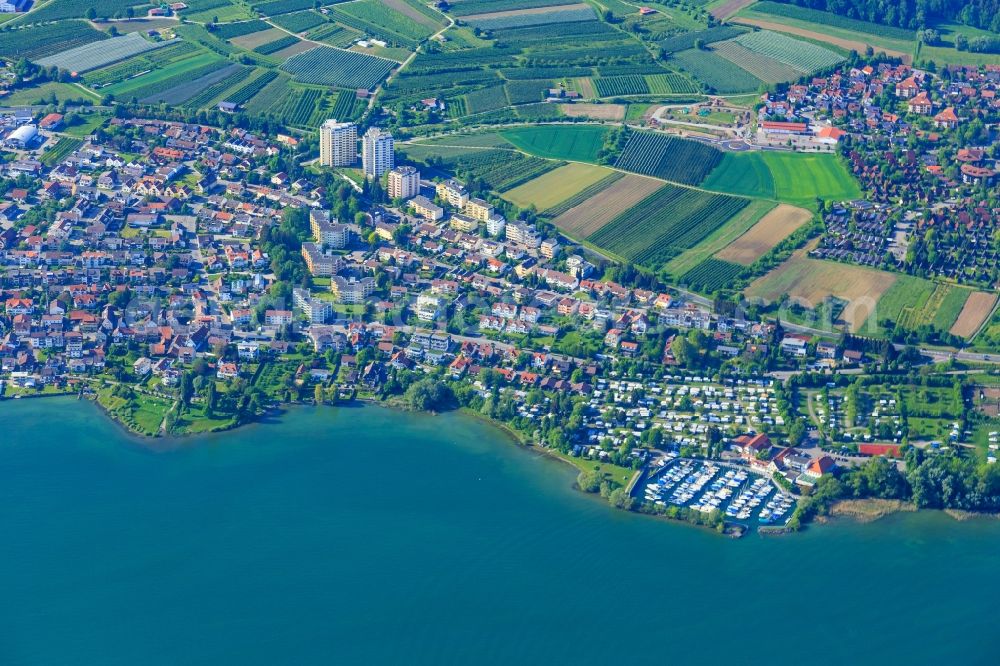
left=314, top=383, right=324, bottom=405
left=609, top=487, right=635, bottom=510
left=403, top=378, right=453, bottom=411
left=86, top=7, right=96, bottom=19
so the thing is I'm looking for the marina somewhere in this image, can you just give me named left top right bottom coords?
left=639, top=457, right=795, bottom=529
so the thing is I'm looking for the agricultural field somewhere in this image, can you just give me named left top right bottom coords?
left=539, top=171, right=624, bottom=216
left=40, top=137, right=83, bottom=167
left=859, top=277, right=972, bottom=334
left=951, top=292, right=998, bottom=339
left=0, top=20, right=109, bottom=61
left=221, top=69, right=278, bottom=106
left=242, top=73, right=292, bottom=115
left=733, top=3, right=916, bottom=61
left=550, top=174, right=663, bottom=237
left=400, top=144, right=556, bottom=192
left=84, top=40, right=199, bottom=88
left=101, top=52, right=226, bottom=100
left=464, top=86, right=509, bottom=114
left=663, top=199, right=776, bottom=278
left=669, top=48, right=763, bottom=94
left=177, top=64, right=249, bottom=108
left=230, top=28, right=288, bottom=50
left=270, top=10, right=327, bottom=34
left=501, top=162, right=614, bottom=210
left=892, top=283, right=972, bottom=333
left=614, top=131, right=723, bottom=185
left=660, top=25, right=748, bottom=53
left=593, top=74, right=650, bottom=97
left=681, top=258, right=746, bottom=292
left=332, top=0, right=444, bottom=47
left=748, top=2, right=915, bottom=40
left=11, top=0, right=150, bottom=23
left=504, top=79, right=551, bottom=105
left=210, top=20, right=270, bottom=40
left=1, top=81, right=99, bottom=105
left=280, top=46, right=395, bottom=89
left=445, top=0, right=576, bottom=17
left=745, top=247, right=897, bottom=333
left=500, top=125, right=608, bottom=162
left=559, top=103, right=626, bottom=120
left=701, top=152, right=860, bottom=206
left=715, top=204, right=812, bottom=264
left=463, top=4, right=597, bottom=30
left=34, top=33, right=171, bottom=73
left=184, top=0, right=255, bottom=22
left=645, top=72, right=700, bottom=94
left=308, top=23, right=360, bottom=48
left=253, top=35, right=301, bottom=56
left=588, top=185, right=750, bottom=267
left=253, top=0, right=315, bottom=16
left=710, top=39, right=803, bottom=85
left=143, top=63, right=245, bottom=105
left=733, top=30, right=844, bottom=73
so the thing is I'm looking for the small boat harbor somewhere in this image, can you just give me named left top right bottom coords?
left=636, top=456, right=796, bottom=532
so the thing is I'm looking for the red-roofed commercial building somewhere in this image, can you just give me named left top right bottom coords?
left=39, top=113, right=64, bottom=130
left=815, top=126, right=846, bottom=144
left=760, top=121, right=809, bottom=135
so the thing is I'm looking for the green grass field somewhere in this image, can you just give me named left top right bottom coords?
left=501, top=162, right=615, bottom=210
left=859, top=275, right=968, bottom=334
left=3, top=81, right=100, bottom=105
left=663, top=199, right=777, bottom=278
left=701, top=151, right=860, bottom=207
left=500, top=125, right=609, bottom=162
left=61, top=112, right=111, bottom=137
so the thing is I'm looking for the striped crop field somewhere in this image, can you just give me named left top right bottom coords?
left=589, top=184, right=751, bottom=267
left=733, top=30, right=844, bottom=74
left=614, top=131, right=723, bottom=185
left=550, top=174, right=663, bottom=238
left=710, top=39, right=803, bottom=85
left=669, top=48, right=763, bottom=93
left=681, top=258, right=746, bottom=292
left=464, top=3, right=596, bottom=29
left=35, top=33, right=174, bottom=73
left=280, top=46, right=395, bottom=89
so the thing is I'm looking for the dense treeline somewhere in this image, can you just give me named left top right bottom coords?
left=793, top=449, right=1000, bottom=529
left=773, top=0, right=1000, bottom=33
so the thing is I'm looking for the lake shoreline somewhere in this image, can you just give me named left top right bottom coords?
left=25, top=394, right=1000, bottom=533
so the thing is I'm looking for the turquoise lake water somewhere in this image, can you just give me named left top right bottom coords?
left=1, top=398, right=998, bottom=665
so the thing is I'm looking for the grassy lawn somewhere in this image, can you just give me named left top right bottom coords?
left=501, top=162, right=614, bottom=210
left=173, top=404, right=236, bottom=434
left=500, top=125, right=610, bottom=162
left=61, top=112, right=111, bottom=137
left=762, top=152, right=861, bottom=207
left=703, top=151, right=860, bottom=207
left=863, top=276, right=943, bottom=334
left=97, top=387, right=172, bottom=437
left=4, top=82, right=101, bottom=106
left=549, top=449, right=636, bottom=490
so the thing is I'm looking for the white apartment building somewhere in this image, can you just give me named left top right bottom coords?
left=319, top=120, right=357, bottom=167
left=362, top=127, right=394, bottom=178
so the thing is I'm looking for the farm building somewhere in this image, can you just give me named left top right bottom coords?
left=4, top=124, right=37, bottom=148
